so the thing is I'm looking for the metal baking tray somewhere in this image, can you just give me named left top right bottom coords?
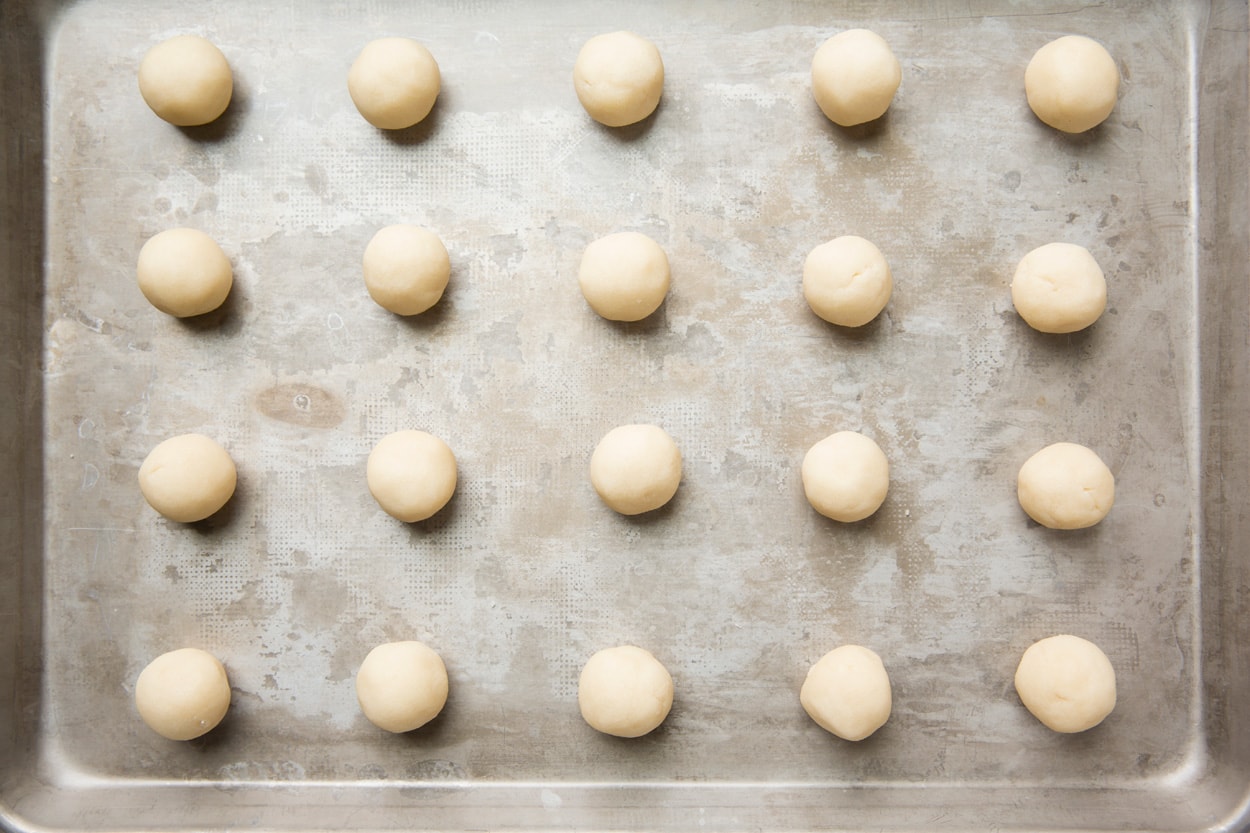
left=3, top=0, right=1248, bottom=830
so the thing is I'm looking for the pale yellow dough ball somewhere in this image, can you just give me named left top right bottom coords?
left=800, top=644, right=892, bottom=741
left=802, top=431, right=889, bottom=523
left=367, top=430, right=457, bottom=522
left=137, top=228, right=233, bottom=318
left=574, top=31, right=665, bottom=127
left=362, top=225, right=450, bottom=315
left=138, top=433, right=237, bottom=523
left=348, top=38, right=441, bottom=130
left=811, top=29, right=901, bottom=127
left=1015, top=634, right=1116, bottom=732
left=1011, top=242, right=1107, bottom=334
left=590, top=424, right=682, bottom=515
left=578, top=231, right=670, bottom=322
left=803, top=235, right=893, bottom=327
left=1025, top=35, right=1119, bottom=133
left=1017, top=442, right=1115, bottom=530
left=138, top=35, right=233, bottom=127
left=356, top=641, right=449, bottom=733
left=135, top=648, right=231, bottom=740
left=578, top=645, right=674, bottom=737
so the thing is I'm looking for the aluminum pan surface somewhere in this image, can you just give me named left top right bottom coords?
left=4, top=0, right=1243, bottom=830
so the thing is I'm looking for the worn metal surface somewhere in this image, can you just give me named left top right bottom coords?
left=3, top=0, right=1249, bottom=830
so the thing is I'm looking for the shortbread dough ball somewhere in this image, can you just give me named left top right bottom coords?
left=135, top=648, right=231, bottom=740
left=800, top=644, right=892, bottom=741
left=139, top=433, right=238, bottom=523
left=578, top=645, right=674, bottom=738
left=802, top=431, right=889, bottom=523
left=367, top=430, right=457, bottom=522
left=811, top=29, right=901, bottom=127
left=573, top=31, right=664, bottom=127
left=1017, top=442, right=1114, bottom=530
left=137, top=228, right=233, bottom=318
left=1011, top=242, right=1107, bottom=333
left=138, top=35, right=233, bottom=127
left=1025, top=35, right=1119, bottom=133
left=356, top=641, right=449, bottom=733
left=363, top=225, right=450, bottom=315
left=348, top=37, right=441, bottom=130
left=1015, top=634, right=1116, bottom=732
left=578, top=232, right=670, bottom=321
left=803, top=235, right=893, bottom=327
left=590, top=424, right=682, bottom=515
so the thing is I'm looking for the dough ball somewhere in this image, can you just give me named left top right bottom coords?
left=348, top=38, right=441, bottom=130
left=363, top=225, right=450, bottom=315
left=590, top=424, right=682, bottom=515
left=802, top=431, right=889, bottom=523
left=573, top=31, right=664, bottom=127
left=138, top=433, right=237, bottom=523
left=135, top=648, right=231, bottom=740
left=578, top=232, right=670, bottom=322
left=367, top=430, right=457, bottom=522
left=356, top=640, right=449, bottom=733
left=578, top=645, right=673, bottom=737
left=803, top=235, right=893, bottom=327
left=1011, top=242, right=1107, bottom=333
left=137, top=35, right=233, bottom=127
left=1025, top=35, right=1119, bottom=133
left=1017, top=442, right=1114, bottom=530
left=136, top=228, right=233, bottom=318
left=800, top=644, right=892, bottom=741
left=1014, top=634, right=1116, bottom=732
left=811, top=29, right=901, bottom=127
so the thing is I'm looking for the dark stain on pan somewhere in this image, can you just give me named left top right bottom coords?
left=256, top=383, right=345, bottom=428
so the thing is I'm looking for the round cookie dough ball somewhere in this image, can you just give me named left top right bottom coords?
left=1025, top=35, right=1119, bottom=133
left=811, top=29, right=902, bottom=127
left=803, top=235, right=893, bottom=327
left=590, top=424, right=682, bottom=515
left=1017, top=442, right=1115, bottom=530
left=578, top=231, right=670, bottom=322
left=802, top=431, right=889, bottom=523
left=135, top=648, right=231, bottom=740
left=800, top=644, right=892, bottom=741
left=362, top=225, right=450, bottom=315
left=578, top=645, right=674, bottom=738
left=136, top=228, right=233, bottom=318
left=573, top=31, right=664, bottom=127
left=139, top=433, right=238, bottom=523
left=356, top=640, right=449, bottom=733
left=367, top=430, right=457, bottom=522
left=1015, top=634, right=1116, bottom=732
left=138, top=35, right=233, bottom=127
left=1011, top=242, right=1107, bottom=333
left=348, top=37, right=441, bottom=130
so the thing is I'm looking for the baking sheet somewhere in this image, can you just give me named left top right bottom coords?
left=3, top=0, right=1249, bottom=830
